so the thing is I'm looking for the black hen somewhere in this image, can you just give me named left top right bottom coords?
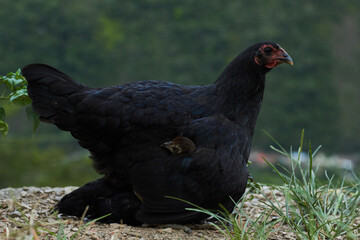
left=22, top=41, right=292, bottom=224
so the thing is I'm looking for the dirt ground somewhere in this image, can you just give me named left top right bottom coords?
left=0, top=186, right=310, bottom=239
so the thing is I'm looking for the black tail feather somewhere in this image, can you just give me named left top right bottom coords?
left=22, top=64, right=86, bottom=127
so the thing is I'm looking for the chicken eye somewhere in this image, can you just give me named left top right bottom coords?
left=264, top=47, right=272, bottom=56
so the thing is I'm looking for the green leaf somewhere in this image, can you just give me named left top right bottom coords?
left=1, top=69, right=26, bottom=92
left=2, top=74, right=25, bottom=92
left=0, top=120, right=9, bottom=137
left=9, top=88, right=31, bottom=105
left=0, top=69, right=31, bottom=137
left=26, top=106, right=40, bottom=133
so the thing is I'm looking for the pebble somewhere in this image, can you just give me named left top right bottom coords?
left=202, top=235, right=215, bottom=240
left=9, top=210, right=22, bottom=218
left=110, top=223, right=121, bottom=228
left=159, top=227, right=172, bottom=233
left=35, top=189, right=44, bottom=194
left=21, top=203, right=31, bottom=209
left=54, top=188, right=65, bottom=195
left=63, top=186, right=78, bottom=194
left=3, top=199, right=14, bottom=211
left=44, top=189, right=54, bottom=193
left=128, top=231, right=142, bottom=237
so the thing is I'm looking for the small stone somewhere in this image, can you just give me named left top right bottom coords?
left=39, top=194, right=49, bottom=199
left=35, top=189, right=44, bottom=194
left=63, top=186, right=78, bottom=195
left=9, top=210, right=22, bottom=218
left=160, top=227, right=172, bottom=233
left=44, top=189, right=53, bottom=193
left=128, top=231, right=142, bottom=237
left=21, top=203, right=31, bottom=210
left=110, top=223, right=120, bottom=228
left=3, top=199, right=14, bottom=211
left=54, top=188, right=64, bottom=195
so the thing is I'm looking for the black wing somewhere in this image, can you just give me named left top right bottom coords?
left=23, top=64, right=209, bottom=157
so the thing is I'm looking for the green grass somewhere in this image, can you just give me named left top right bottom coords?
left=170, top=193, right=282, bottom=240
left=262, top=130, right=360, bottom=240
left=186, top=130, right=360, bottom=239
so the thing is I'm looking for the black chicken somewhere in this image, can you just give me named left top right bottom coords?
left=22, top=41, right=292, bottom=225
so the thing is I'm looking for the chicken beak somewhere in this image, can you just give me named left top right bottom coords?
left=160, top=142, right=170, bottom=148
left=161, top=141, right=174, bottom=150
left=277, top=48, right=293, bottom=66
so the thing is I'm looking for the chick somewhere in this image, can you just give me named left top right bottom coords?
left=161, top=137, right=196, bottom=156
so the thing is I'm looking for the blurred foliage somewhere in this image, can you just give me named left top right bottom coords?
left=0, top=69, right=39, bottom=136
left=0, top=0, right=359, bottom=187
left=0, top=137, right=99, bottom=188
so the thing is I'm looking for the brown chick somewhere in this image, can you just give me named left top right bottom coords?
left=161, top=137, right=196, bottom=156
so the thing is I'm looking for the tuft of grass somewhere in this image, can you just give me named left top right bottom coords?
left=181, top=130, right=360, bottom=239
left=262, top=129, right=360, bottom=240
left=168, top=190, right=282, bottom=240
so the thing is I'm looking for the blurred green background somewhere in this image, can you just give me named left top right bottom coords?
left=1, top=0, right=359, bottom=188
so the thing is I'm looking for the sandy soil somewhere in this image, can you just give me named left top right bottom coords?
left=0, top=185, right=334, bottom=239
